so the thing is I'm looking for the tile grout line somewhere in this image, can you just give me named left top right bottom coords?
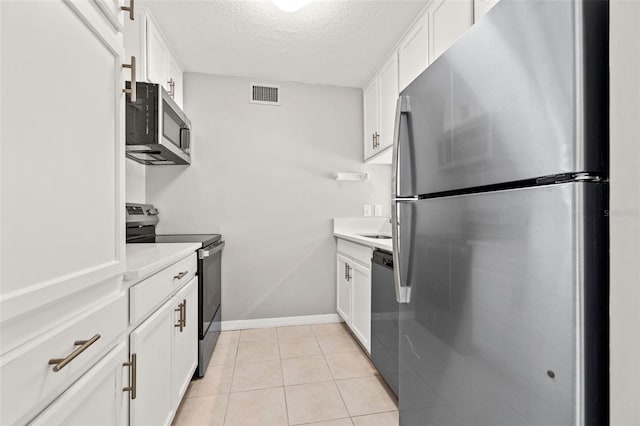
left=221, top=336, right=240, bottom=426
left=277, top=329, right=293, bottom=426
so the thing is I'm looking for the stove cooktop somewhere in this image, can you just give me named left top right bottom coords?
left=129, top=233, right=222, bottom=247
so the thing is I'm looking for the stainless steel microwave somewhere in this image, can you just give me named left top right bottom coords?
left=125, top=82, right=191, bottom=165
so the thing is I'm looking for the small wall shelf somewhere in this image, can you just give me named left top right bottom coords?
left=333, top=172, right=370, bottom=182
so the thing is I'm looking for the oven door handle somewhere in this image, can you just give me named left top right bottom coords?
left=199, top=241, right=225, bottom=259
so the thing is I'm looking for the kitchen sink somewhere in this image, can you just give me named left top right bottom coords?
left=359, top=234, right=392, bottom=239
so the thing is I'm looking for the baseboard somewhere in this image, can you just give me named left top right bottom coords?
left=221, top=313, right=343, bottom=331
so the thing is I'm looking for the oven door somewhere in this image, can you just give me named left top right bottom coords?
left=198, top=240, right=224, bottom=339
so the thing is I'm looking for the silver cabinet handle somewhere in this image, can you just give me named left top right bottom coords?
left=175, top=302, right=184, bottom=331
left=173, top=270, right=188, bottom=280
left=122, top=56, right=136, bottom=102
left=123, top=353, right=137, bottom=399
left=121, top=0, right=134, bottom=21
left=375, top=132, right=380, bottom=148
left=182, top=299, right=187, bottom=328
left=167, top=78, right=175, bottom=98
left=347, top=265, right=352, bottom=281
left=48, top=334, right=101, bottom=372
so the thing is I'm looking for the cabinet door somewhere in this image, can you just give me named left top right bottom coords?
left=474, top=0, right=500, bottom=22
left=377, top=53, right=399, bottom=152
left=363, top=78, right=379, bottom=160
left=172, top=277, right=198, bottom=410
left=146, top=15, right=169, bottom=89
left=336, top=255, right=353, bottom=324
left=398, top=13, right=429, bottom=91
left=350, top=261, right=372, bottom=354
left=30, top=342, right=128, bottom=426
left=130, top=300, right=174, bottom=426
left=1, top=0, right=124, bottom=332
left=94, top=0, right=126, bottom=32
left=430, top=0, right=473, bottom=61
left=168, top=55, right=184, bottom=108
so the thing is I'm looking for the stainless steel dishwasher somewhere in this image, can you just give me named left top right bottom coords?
left=371, top=249, right=398, bottom=396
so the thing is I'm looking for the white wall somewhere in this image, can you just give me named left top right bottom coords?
left=146, top=73, right=391, bottom=321
left=126, top=158, right=146, bottom=203
left=610, top=2, right=640, bottom=424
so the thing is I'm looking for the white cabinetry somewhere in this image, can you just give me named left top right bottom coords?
left=474, top=0, right=500, bottom=22
left=363, top=53, right=398, bottom=164
left=172, top=279, right=198, bottom=409
left=128, top=266, right=198, bottom=426
left=429, top=0, right=473, bottom=62
left=377, top=53, right=399, bottom=154
left=336, top=255, right=353, bottom=321
left=362, top=0, right=475, bottom=165
left=1, top=0, right=127, bottom=423
left=336, top=239, right=373, bottom=353
left=146, top=16, right=170, bottom=90
left=398, top=13, right=429, bottom=92
left=350, top=261, right=372, bottom=351
left=363, top=79, right=379, bottom=161
left=30, top=342, right=129, bottom=426
left=124, top=9, right=184, bottom=107
left=130, top=298, right=175, bottom=426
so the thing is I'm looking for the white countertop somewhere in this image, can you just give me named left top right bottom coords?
left=125, top=243, right=201, bottom=282
left=333, top=218, right=393, bottom=252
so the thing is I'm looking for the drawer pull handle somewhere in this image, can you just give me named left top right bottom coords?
left=123, top=353, right=137, bottom=399
left=48, top=334, right=101, bottom=372
left=175, top=302, right=184, bottom=332
left=174, top=271, right=188, bottom=280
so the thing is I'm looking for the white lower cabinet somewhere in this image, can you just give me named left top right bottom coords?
left=336, top=255, right=353, bottom=322
left=172, top=278, right=198, bottom=409
left=130, top=298, right=175, bottom=426
left=336, top=241, right=373, bottom=354
left=350, top=261, right=372, bottom=352
left=30, top=341, right=129, bottom=426
left=129, top=275, right=198, bottom=426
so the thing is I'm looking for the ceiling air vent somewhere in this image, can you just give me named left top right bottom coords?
left=249, top=83, right=281, bottom=106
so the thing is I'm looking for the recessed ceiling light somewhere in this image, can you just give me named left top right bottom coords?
left=273, top=0, right=313, bottom=13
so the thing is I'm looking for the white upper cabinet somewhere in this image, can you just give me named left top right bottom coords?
left=429, top=0, right=473, bottom=62
left=168, top=55, right=184, bottom=108
left=363, top=52, right=398, bottom=163
left=124, top=9, right=185, bottom=108
left=94, top=0, right=127, bottom=32
left=474, top=0, right=500, bottom=22
left=1, top=0, right=125, bottom=340
left=363, top=78, right=380, bottom=161
left=146, top=15, right=170, bottom=90
left=398, top=13, right=429, bottom=92
left=377, top=53, right=399, bottom=153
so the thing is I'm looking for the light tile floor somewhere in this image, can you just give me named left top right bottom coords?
left=173, top=323, right=398, bottom=426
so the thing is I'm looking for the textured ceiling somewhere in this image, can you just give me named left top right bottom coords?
left=141, top=0, right=428, bottom=87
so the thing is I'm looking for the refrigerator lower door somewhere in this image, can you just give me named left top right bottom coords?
left=398, top=182, right=608, bottom=426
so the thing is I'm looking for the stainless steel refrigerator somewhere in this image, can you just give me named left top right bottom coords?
left=391, top=1, right=609, bottom=425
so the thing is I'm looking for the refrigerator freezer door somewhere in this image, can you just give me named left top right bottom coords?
left=398, top=182, right=608, bottom=426
left=396, top=0, right=608, bottom=197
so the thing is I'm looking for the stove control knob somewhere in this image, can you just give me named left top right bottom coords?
left=147, top=208, right=159, bottom=215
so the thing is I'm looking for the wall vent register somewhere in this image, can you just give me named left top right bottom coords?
left=250, top=83, right=281, bottom=105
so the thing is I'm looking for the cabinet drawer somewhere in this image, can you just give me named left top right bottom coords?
left=337, top=239, right=374, bottom=267
left=129, top=253, right=196, bottom=326
left=0, top=292, right=127, bottom=426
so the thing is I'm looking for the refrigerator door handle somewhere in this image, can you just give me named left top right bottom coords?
left=391, top=96, right=410, bottom=200
left=391, top=96, right=413, bottom=304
